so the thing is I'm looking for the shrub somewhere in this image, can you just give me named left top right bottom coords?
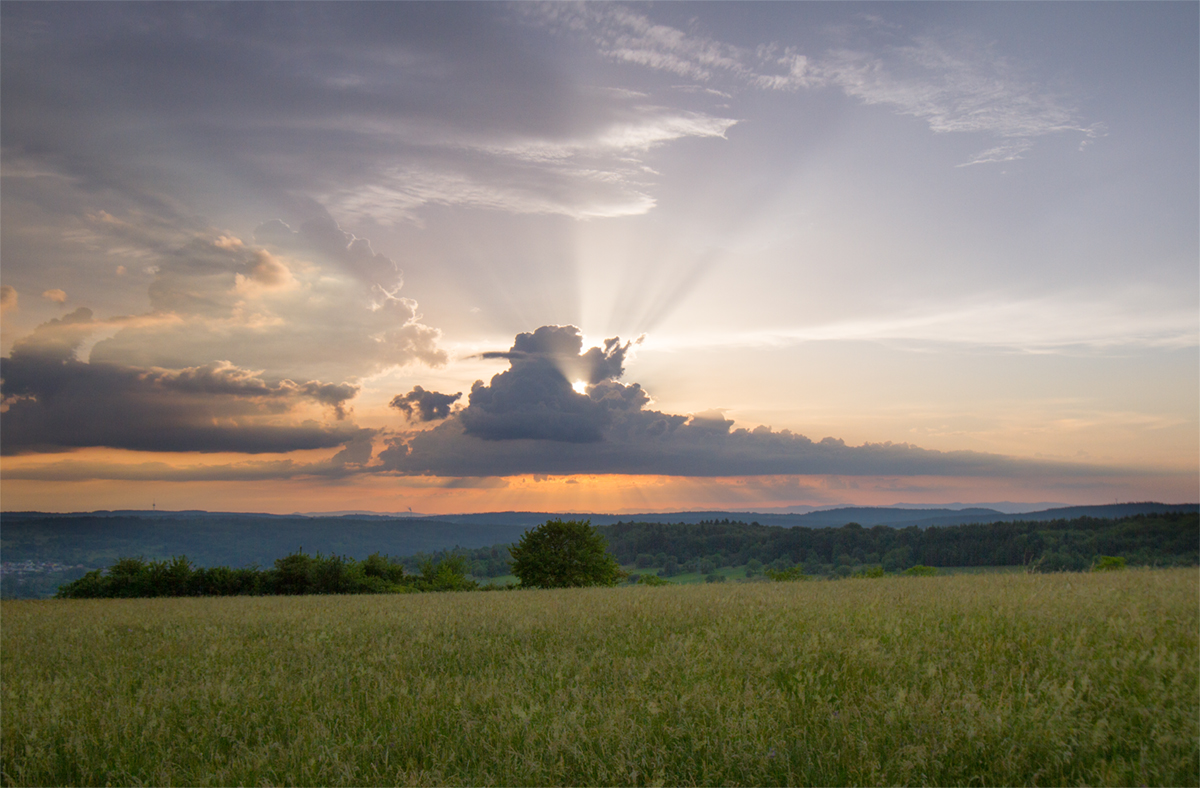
left=904, top=565, right=938, bottom=577
left=636, top=574, right=672, bottom=586
left=414, top=555, right=478, bottom=592
left=766, top=566, right=809, bottom=582
left=1092, top=555, right=1127, bottom=572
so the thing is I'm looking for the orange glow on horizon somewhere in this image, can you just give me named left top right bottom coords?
left=2, top=469, right=1195, bottom=515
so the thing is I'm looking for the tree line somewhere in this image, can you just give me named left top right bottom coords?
left=55, top=551, right=478, bottom=598
left=608, top=512, right=1197, bottom=575
left=444, top=511, right=1197, bottom=578
left=50, top=512, right=1198, bottom=598
left=54, top=520, right=622, bottom=598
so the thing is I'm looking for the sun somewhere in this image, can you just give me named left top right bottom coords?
left=572, top=380, right=588, bottom=395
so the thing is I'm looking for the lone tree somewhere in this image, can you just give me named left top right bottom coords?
left=509, top=519, right=623, bottom=588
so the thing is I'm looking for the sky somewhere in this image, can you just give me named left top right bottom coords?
left=1, top=2, right=1197, bottom=515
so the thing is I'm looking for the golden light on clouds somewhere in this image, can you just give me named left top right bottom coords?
left=1, top=3, right=1195, bottom=513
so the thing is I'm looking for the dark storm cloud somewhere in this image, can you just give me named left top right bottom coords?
left=378, top=325, right=1122, bottom=479
left=1, top=311, right=366, bottom=455
left=480, top=325, right=635, bottom=385
left=464, top=326, right=635, bottom=443
left=3, top=417, right=379, bottom=482
left=390, top=386, right=462, bottom=423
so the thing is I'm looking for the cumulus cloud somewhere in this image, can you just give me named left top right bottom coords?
left=390, top=386, right=462, bottom=422
left=234, top=249, right=294, bottom=292
left=66, top=215, right=447, bottom=383
left=0, top=285, right=18, bottom=312
left=254, top=217, right=398, bottom=285
left=1, top=309, right=367, bottom=455
left=460, top=326, right=636, bottom=443
left=40, top=288, right=67, bottom=304
left=378, top=325, right=1121, bottom=479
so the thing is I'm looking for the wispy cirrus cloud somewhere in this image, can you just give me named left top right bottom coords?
left=530, top=4, right=1102, bottom=166
left=645, top=291, right=1200, bottom=355
left=818, top=37, right=1104, bottom=164
left=1, top=3, right=738, bottom=226
left=325, top=106, right=736, bottom=223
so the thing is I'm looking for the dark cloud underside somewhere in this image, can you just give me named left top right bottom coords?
left=381, top=326, right=1114, bottom=479
left=1, top=308, right=365, bottom=455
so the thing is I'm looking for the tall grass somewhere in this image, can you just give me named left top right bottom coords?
left=3, top=569, right=1196, bottom=786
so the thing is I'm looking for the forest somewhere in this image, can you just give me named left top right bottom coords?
left=445, top=511, right=1199, bottom=578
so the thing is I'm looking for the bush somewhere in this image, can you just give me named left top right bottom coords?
left=1092, top=555, right=1127, bottom=572
left=636, top=574, right=672, bottom=586
left=414, top=556, right=477, bottom=592
left=766, top=566, right=809, bottom=582
left=509, top=519, right=623, bottom=589
left=362, top=552, right=407, bottom=584
left=903, top=565, right=938, bottom=577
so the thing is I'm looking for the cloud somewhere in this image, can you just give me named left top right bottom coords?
left=1, top=444, right=377, bottom=482
left=0, top=286, right=17, bottom=312
left=461, top=326, right=636, bottom=442
left=62, top=214, right=447, bottom=383
left=378, top=326, right=1119, bottom=479
left=816, top=38, right=1103, bottom=164
left=533, top=5, right=1101, bottom=166
left=390, top=386, right=462, bottom=423
left=1, top=310, right=367, bottom=455
left=1, top=4, right=736, bottom=226
left=321, top=104, right=735, bottom=224
left=254, top=217, right=398, bottom=285
left=645, top=292, right=1200, bottom=354
left=5, top=306, right=97, bottom=361
left=40, top=288, right=67, bottom=304
left=956, top=140, right=1035, bottom=168
left=527, top=4, right=752, bottom=84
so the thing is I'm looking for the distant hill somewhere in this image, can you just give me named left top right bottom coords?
left=3, top=502, right=1194, bottom=571
left=0, top=513, right=530, bottom=569
left=422, top=502, right=1197, bottom=530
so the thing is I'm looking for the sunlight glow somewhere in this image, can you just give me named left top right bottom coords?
left=572, top=380, right=588, bottom=395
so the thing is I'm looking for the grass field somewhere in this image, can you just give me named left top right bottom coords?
left=3, top=569, right=1196, bottom=786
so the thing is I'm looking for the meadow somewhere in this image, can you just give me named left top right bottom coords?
left=2, top=569, right=1196, bottom=787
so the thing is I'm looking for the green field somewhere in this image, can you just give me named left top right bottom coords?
left=3, top=569, right=1196, bottom=786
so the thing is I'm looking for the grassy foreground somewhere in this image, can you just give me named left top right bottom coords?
left=3, top=570, right=1196, bottom=787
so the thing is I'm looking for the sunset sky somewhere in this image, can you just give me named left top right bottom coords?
left=2, top=2, right=1196, bottom=514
